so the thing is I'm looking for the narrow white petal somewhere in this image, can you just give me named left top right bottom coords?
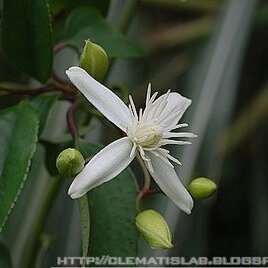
left=66, top=67, right=132, bottom=132
left=68, top=137, right=134, bottom=198
left=160, top=139, right=192, bottom=146
left=146, top=83, right=152, bottom=105
left=163, top=132, right=197, bottom=138
left=129, top=95, right=138, bottom=120
left=146, top=152, right=193, bottom=214
left=166, top=123, right=188, bottom=131
left=157, top=92, right=192, bottom=128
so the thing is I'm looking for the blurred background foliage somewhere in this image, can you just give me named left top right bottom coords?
left=1, top=0, right=268, bottom=267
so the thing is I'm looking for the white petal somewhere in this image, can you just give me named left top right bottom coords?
left=68, top=137, right=134, bottom=198
left=163, top=132, right=197, bottom=138
left=146, top=151, right=193, bottom=214
left=66, top=67, right=132, bottom=132
left=157, top=92, right=191, bottom=128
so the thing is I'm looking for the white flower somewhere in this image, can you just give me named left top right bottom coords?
left=66, top=67, right=196, bottom=214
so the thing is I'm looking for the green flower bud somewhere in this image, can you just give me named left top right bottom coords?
left=188, top=177, right=217, bottom=199
left=79, top=40, right=109, bottom=81
left=56, top=148, right=85, bottom=178
left=135, top=209, right=173, bottom=250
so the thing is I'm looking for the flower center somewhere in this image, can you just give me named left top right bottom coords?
left=129, top=124, right=163, bottom=147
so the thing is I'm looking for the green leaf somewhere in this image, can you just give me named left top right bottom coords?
left=0, top=103, right=39, bottom=232
left=1, top=0, right=53, bottom=82
left=80, top=143, right=139, bottom=257
left=0, top=242, right=13, bottom=268
left=30, top=93, right=59, bottom=133
left=78, top=195, right=90, bottom=259
left=49, top=0, right=109, bottom=16
left=57, top=7, right=144, bottom=58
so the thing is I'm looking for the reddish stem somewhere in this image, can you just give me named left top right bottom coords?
left=0, top=83, right=76, bottom=96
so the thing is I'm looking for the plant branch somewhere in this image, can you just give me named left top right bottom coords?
left=0, top=83, right=77, bottom=96
left=66, top=100, right=80, bottom=149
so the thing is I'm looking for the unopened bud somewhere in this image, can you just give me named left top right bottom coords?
left=188, top=177, right=217, bottom=199
left=56, top=148, right=85, bottom=178
left=135, top=209, right=173, bottom=250
left=79, top=40, right=109, bottom=81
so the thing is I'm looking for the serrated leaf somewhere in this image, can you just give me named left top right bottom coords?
left=80, top=143, right=139, bottom=257
left=57, top=7, right=144, bottom=58
left=0, top=103, right=39, bottom=232
left=1, top=0, right=53, bottom=82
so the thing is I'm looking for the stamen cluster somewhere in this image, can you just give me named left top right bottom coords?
left=126, top=84, right=196, bottom=173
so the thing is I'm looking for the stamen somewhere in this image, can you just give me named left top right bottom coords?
left=160, top=139, right=192, bottom=146
left=166, top=154, right=182, bottom=165
left=143, top=147, right=159, bottom=151
left=153, top=90, right=171, bottom=118
left=157, top=147, right=170, bottom=154
left=128, top=104, right=138, bottom=125
left=150, top=92, right=158, bottom=103
left=138, top=145, right=150, bottom=161
left=139, top=108, right=143, bottom=121
left=163, top=132, right=197, bottom=138
left=130, top=143, right=137, bottom=158
left=142, top=92, right=159, bottom=121
left=152, top=151, right=174, bottom=168
left=166, top=123, right=188, bottom=131
left=146, top=83, right=152, bottom=105
left=129, top=95, right=138, bottom=120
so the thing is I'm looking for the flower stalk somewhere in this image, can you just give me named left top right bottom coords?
left=136, top=153, right=151, bottom=212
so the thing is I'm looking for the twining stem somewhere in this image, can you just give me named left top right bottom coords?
left=66, top=100, right=80, bottom=149
left=53, top=42, right=67, bottom=54
left=0, top=83, right=76, bottom=96
left=135, top=154, right=151, bottom=212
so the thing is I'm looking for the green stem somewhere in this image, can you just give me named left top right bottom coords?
left=78, top=195, right=90, bottom=263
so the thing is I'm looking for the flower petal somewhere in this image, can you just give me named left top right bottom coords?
left=146, top=151, right=193, bottom=214
left=66, top=66, right=132, bottom=132
left=157, top=92, right=191, bottom=128
left=68, top=137, right=134, bottom=198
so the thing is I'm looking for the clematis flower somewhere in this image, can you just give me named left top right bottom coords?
left=66, top=67, right=196, bottom=214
